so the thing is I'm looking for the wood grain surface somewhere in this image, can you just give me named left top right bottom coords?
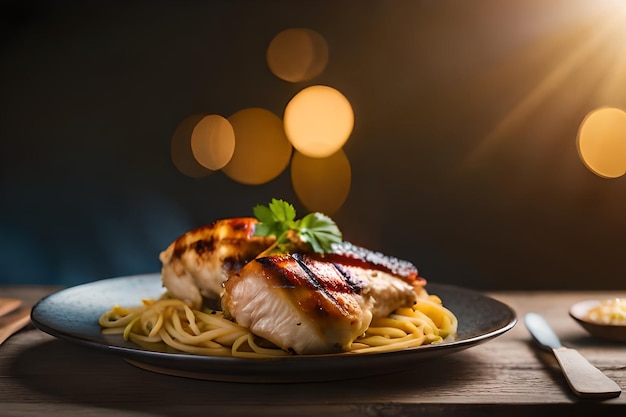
left=1, top=285, right=624, bottom=416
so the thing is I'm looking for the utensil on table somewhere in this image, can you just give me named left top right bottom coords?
left=524, top=312, right=621, bottom=399
left=0, top=299, right=32, bottom=347
left=0, top=298, right=22, bottom=318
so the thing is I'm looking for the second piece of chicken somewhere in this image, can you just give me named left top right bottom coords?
left=159, top=217, right=275, bottom=309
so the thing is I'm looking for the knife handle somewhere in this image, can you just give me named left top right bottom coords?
left=552, top=347, right=621, bottom=399
left=0, top=308, right=32, bottom=346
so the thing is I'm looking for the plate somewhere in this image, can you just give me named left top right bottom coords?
left=31, top=273, right=517, bottom=382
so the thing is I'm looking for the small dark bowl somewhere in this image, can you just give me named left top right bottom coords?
left=569, top=300, right=626, bottom=342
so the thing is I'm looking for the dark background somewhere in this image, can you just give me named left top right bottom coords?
left=1, top=0, right=625, bottom=290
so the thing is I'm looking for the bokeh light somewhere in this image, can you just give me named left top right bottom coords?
left=267, top=28, right=329, bottom=82
left=577, top=107, right=626, bottom=178
left=283, top=85, right=354, bottom=158
left=171, top=114, right=213, bottom=178
left=290, top=149, right=351, bottom=215
left=190, top=114, right=235, bottom=170
left=222, top=107, right=293, bottom=185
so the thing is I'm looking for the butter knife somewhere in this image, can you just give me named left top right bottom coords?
left=524, top=312, right=621, bottom=399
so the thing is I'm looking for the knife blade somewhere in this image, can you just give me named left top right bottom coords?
left=524, top=312, right=621, bottom=399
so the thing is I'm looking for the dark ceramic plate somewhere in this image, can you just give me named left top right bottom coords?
left=31, top=274, right=517, bottom=382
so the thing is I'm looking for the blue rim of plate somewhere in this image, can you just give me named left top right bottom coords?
left=31, top=273, right=517, bottom=382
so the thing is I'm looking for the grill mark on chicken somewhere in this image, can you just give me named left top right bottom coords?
left=254, top=256, right=296, bottom=289
left=253, top=254, right=366, bottom=321
left=331, top=262, right=364, bottom=295
left=188, top=238, right=216, bottom=257
left=292, top=253, right=349, bottom=316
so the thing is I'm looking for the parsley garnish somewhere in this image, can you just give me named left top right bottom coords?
left=253, top=199, right=342, bottom=254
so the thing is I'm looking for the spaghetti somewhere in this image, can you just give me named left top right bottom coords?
left=99, top=291, right=458, bottom=357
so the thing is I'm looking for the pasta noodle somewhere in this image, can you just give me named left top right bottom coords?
left=99, top=290, right=457, bottom=357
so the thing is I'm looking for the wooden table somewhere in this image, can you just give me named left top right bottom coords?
left=1, top=285, right=625, bottom=416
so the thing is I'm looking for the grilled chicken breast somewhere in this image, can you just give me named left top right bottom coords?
left=222, top=246, right=425, bottom=355
left=159, top=217, right=275, bottom=309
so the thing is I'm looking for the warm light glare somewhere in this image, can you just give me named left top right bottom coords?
left=577, top=107, right=626, bottom=178
left=190, top=114, right=235, bottom=170
left=171, top=114, right=213, bottom=178
left=284, top=85, right=354, bottom=158
left=222, top=107, right=292, bottom=185
left=290, top=150, right=351, bottom=215
left=464, top=2, right=626, bottom=169
left=608, top=0, right=626, bottom=16
left=267, top=28, right=329, bottom=83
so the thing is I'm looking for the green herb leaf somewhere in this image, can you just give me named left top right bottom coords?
left=253, top=199, right=292, bottom=238
left=252, top=204, right=276, bottom=224
left=299, top=212, right=343, bottom=253
left=268, top=198, right=297, bottom=224
left=253, top=199, right=342, bottom=254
